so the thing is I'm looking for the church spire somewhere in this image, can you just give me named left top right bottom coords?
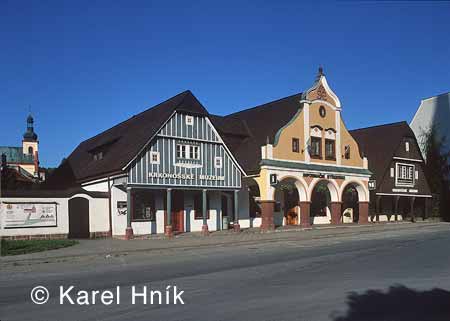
left=23, top=113, right=38, bottom=141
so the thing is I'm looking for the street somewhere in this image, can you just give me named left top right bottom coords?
left=1, top=223, right=450, bottom=321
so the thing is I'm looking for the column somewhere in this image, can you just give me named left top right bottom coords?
left=165, top=188, right=173, bottom=237
left=125, top=188, right=134, bottom=240
left=394, top=196, right=400, bottom=221
left=375, top=195, right=382, bottom=222
left=410, top=197, right=416, bottom=223
left=299, top=201, right=311, bottom=228
left=330, top=201, right=342, bottom=225
left=202, top=189, right=209, bottom=235
left=359, top=201, right=369, bottom=224
left=233, top=190, right=240, bottom=232
left=260, top=200, right=275, bottom=231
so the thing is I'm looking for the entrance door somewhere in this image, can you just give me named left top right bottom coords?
left=284, top=189, right=299, bottom=225
left=172, top=190, right=184, bottom=233
left=68, top=197, right=90, bottom=238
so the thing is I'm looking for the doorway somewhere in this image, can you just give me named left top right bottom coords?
left=68, top=197, right=90, bottom=238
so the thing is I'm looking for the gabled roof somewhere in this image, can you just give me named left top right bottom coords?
left=210, top=93, right=303, bottom=174
left=350, top=121, right=418, bottom=181
left=0, top=146, right=34, bottom=164
left=61, top=90, right=209, bottom=182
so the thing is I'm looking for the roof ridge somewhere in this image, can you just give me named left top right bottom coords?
left=350, top=121, right=408, bottom=132
left=82, top=90, right=190, bottom=145
left=226, top=92, right=302, bottom=117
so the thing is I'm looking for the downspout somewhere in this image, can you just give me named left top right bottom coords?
left=108, top=176, right=113, bottom=237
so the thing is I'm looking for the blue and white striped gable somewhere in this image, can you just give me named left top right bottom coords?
left=127, top=112, right=244, bottom=189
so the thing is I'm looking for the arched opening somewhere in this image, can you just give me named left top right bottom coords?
left=342, top=184, right=359, bottom=223
left=28, top=146, right=33, bottom=155
left=273, top=178, right=301, bottom=227
left=340, top=181, right=368, bottom=223
left=311, top=181, right=332, bottom=224
left=68, top=197, right=90, bottom=238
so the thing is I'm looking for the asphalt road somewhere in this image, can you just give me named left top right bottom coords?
left=1, top=223, right=450, bottom=321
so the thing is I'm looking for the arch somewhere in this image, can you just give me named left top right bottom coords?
left=68, top=197, right=90, bottom=238
left=307, top=178, right=339, bottom=202
left=28, top=146, right=33, bottom=155
left=272, top=176, right=307, bottom=227
left=271, top=175, right=308, bottom=201
left=339, top=180, right=369, bottom=202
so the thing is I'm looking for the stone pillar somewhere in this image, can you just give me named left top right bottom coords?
left=233, top=190, right=240, bottom=232
left=260, top=200, right=275, bottom=231
left=165, top=188, right=173, bottom=238
left=330, top=202, right=342, bottom=225
left=359, top=201, right=369, bottom=224
left=394, top=196, right=400, bottom=221
left=202, top=189, right=209, bottom=235
left=125, top=188, right=134, bottom=240
left=410, top=197, right=416, bottom=223
left=375, top=195, right=382, bottom=222
left=299, top=201, right=311, bottom=228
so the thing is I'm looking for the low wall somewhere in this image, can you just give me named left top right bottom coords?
left=0, top=189, right=109, bottom=240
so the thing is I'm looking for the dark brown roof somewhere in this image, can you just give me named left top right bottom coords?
left=54, top=90, right=209, bottom=183
left=211, top=93, right=302, bottom=174
left=350, top=121, right=418, bottom=181
left=48, top=89, right=304, bottom=183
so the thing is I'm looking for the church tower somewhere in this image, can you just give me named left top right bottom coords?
left=22, top=114, right=39, bottom=175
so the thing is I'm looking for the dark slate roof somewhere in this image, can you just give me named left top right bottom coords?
left=60, top=90, right=209, bottom=182
left=349, top=121, right=418, bottom=181
left=0, top=147, right=34, bottom=164
left=211, top=93, right=302, bottom=174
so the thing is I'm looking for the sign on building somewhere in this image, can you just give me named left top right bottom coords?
left=0, top=202, right=57, bottom=229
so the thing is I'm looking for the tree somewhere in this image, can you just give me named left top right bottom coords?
left=420, top=126, right=450, bottom=220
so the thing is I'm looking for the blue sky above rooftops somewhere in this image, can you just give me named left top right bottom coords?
left=1, top=0, right=449, bottom=167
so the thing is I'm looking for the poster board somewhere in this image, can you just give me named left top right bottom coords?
left=0, top=202, right=58, bottom=229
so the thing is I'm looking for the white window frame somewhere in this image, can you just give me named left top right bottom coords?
left=214, top=156, right=223, bottom=169
left=395, top=162, right=415, bottom=187
left=186, top=115, right=194, bottom=126
left=176, top=143, right=200, bottom=160
left=150, top=151, right=160, bottom=165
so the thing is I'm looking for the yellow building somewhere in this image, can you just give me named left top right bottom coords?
left=216, top=68, right=371, bottom=229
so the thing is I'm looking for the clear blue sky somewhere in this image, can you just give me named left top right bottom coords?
left=1, top=1, right=449, bottom=168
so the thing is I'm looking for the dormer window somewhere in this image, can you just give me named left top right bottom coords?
left=93, top=151, right=103, bottom=161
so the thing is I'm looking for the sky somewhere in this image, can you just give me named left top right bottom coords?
left=1, top=0, right=449, bottom=168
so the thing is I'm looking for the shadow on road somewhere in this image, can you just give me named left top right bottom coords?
left=332, top=285, right=450, bottom=321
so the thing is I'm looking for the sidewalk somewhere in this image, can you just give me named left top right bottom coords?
left=1, top=221, right=447, bottom=266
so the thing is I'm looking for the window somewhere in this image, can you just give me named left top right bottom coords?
left=214, top=156, right=222, bottom=168
left=405, top=141, right=410, bottom=152
left=396, top=163, right=415, bottom=187
left=292, top=138, right=300, bottom=153
left=325, top=139, right=335, bottom=160
left=186, top=115, right=194, bottom=126
left=194, top=192, right=210, bottom=219
left=189, top=145, right=200, bottom=160
left=344, top=145, right=351, bottom=159
left=176, top=143, right=200, bottom=160
left=150, top=151, right=160, bottom=164
left=132, top=191, right=156, bottom=221
left=93, top=151, right=103, bottom=161
left=390, top=168, right=394, bottom=177
left=310, top=137, right=322, bottom=158
left=28, top=146, right=33, bottom=155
